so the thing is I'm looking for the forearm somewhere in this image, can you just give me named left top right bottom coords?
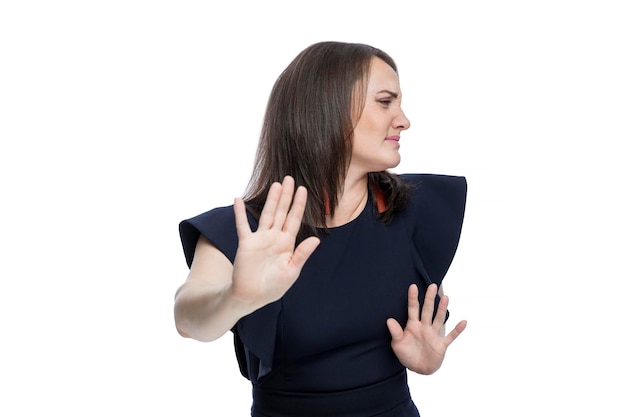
left=174, top=281, right=251, bottom=342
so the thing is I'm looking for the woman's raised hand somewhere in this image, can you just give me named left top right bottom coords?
left=231, top=176, right=320, bottom=312
left=387, top=283, right=467, bottom=375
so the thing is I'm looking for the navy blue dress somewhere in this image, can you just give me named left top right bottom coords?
left=179, top=174, right=467, bottom=417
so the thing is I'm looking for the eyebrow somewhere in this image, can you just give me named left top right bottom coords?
left=376, top=89, right=399, bottom=98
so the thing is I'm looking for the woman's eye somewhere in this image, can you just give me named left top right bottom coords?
left=378, top=99, right=392, bottom=106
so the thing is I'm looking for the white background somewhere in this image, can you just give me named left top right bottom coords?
left=1, top=1, right=625, bottom=416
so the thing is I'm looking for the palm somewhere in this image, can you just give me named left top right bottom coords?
left=387, top=284, right=467, bottom=375
left=231, top=176, right=320, bottom=311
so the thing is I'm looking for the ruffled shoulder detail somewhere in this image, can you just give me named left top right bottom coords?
left=399, top=174, right=467, bottom=286
left=179, top=205, right=239, bottom=266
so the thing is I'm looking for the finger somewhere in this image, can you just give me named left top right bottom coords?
left=290, top=236, right=321, bottom=270
left=432, top=294, right=450, bottom=327
left=420, top=283, right=438, bottom=323
left=233, top=197, right=252, bottom=238
left=407, top=284, right=419, bottom=321
left=273, top=176, right=295, bottom=230
left=444, top=320, right=468, bottom=347
left=386, top=318, right=404, bottom=341
left=257, top=181, right=282, bottom=229
left=283, top=185, right=308, bottom=235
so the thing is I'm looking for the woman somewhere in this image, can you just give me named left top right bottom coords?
left=175, top=41, right=467, bottom=416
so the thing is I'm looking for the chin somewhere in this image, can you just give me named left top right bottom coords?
left=356, top=155, right=401, bottom=173
left=387, top=156, right=401, bottom=169
left=372, top=157, right=401, bottom=172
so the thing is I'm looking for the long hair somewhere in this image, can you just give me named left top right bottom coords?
left=243, top=41, right=409, bottom=240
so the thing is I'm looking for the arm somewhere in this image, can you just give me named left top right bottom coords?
left=174, top=236, right=247, bottom=342
left=174, top=176, right=320, bottom=343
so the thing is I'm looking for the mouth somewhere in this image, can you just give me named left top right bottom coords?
left=385, top=135, right=400, bottom=145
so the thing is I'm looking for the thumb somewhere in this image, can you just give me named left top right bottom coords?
left=290, top=236, right=321, bottom=270
left=386, top=318, right=404, bottom=341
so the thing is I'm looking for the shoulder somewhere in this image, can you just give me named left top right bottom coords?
left=400, top=173, right=467, bottom=199
left=399, top=173, right=467, bottom=220
left=180, top=205, right=236, bottom=230
left=179, top=205, right=242, bottom=267
left=397, top=172, right=466, bottom=224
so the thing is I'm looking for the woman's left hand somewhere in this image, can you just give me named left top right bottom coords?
left=386, top=283, right=467, bottom=375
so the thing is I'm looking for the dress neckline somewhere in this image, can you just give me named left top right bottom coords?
left=319, top=194, right=373, bottom=232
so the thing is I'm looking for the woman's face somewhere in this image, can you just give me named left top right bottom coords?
left=350, top=57, right=411, bottom=175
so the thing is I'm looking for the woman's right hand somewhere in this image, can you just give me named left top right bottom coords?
left=231, top=175, right=320, bottom=312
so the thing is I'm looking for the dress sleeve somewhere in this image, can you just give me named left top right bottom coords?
left=178, top=206, right=281, bottom=383
left=179, top=205, right=239, bottom=267
left=401, top=174, right=467, bottom=286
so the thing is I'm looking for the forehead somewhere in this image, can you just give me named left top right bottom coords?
left=366, top=57, right=400, bottom=93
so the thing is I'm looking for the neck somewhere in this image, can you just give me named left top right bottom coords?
left=325, top=174, right=369, bottom=227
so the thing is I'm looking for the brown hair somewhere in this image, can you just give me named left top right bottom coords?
left=244, top=41, right=409, bottom=239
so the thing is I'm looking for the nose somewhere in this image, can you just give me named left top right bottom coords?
left=393, top=108, right=410, bottom=131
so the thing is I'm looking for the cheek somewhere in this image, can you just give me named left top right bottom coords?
left=354, top=115, right=380, bottom=139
